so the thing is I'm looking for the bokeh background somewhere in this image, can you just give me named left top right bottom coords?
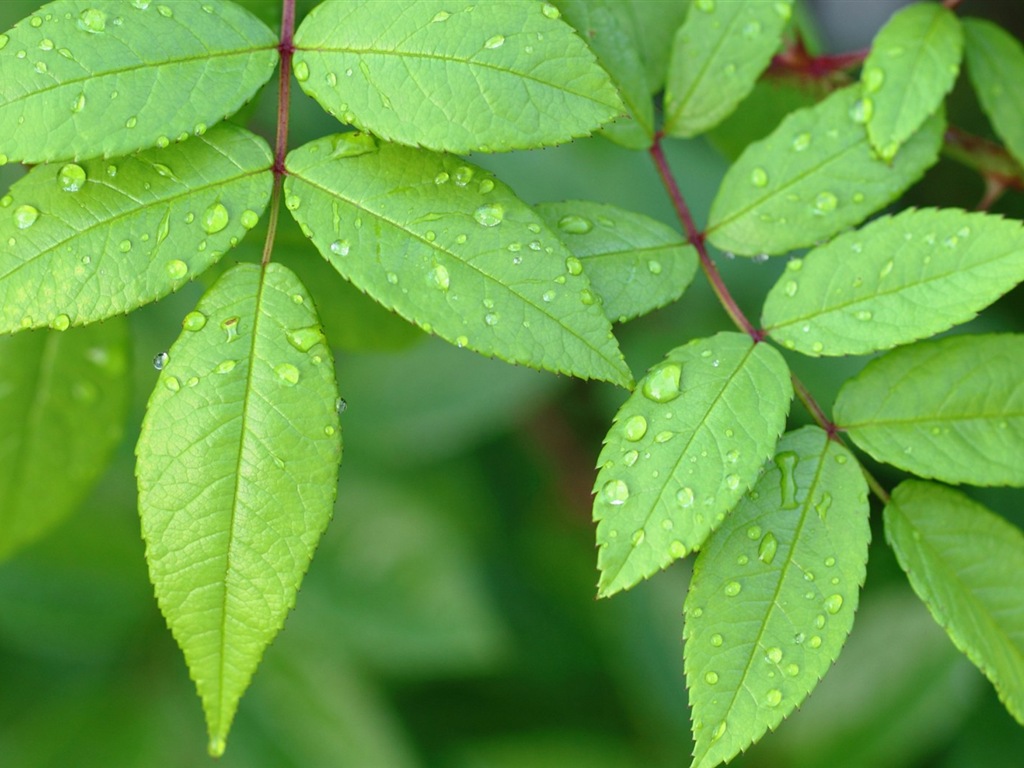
left=1, top=1, right=1022, bottom=766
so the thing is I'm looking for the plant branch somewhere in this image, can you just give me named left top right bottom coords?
left=262, top=0, right=297, bottom=267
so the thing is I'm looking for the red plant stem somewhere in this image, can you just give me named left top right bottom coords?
left=261, top=0, right=297, bottom=267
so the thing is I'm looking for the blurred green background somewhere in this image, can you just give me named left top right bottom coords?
left=1, top=1, right=1022, bottom=766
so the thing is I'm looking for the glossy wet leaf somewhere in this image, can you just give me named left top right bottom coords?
left=964, top=18, right=1024, bottom=169
left=834, top=334, right=1024, bottom=486
left=284, top=133, right=632, bottom=388
left=884, top=480, right=1024, bottom=725
left=0, top=123, right=272, bottom=334
left=594, top=333, right=792, bottom=597
left=0, top=0, right=277, bottom=163
left=685, top=426, right=870, bottom=768
left=136, top=263, right=343, bottom=756
left=0, top=318, right=128, bottom=560
left=763, top=208, right=1024, bottom=356
left=664, top=0, right=793, bottom=138
left=292, top=0, right=623, bottom=154
left=862, top=2, right=962, bottom=161
left=706, top=85, right=944, bottom=257
left=534, top=200, right=698, bottom=324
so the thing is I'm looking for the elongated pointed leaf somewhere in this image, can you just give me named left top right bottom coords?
left=763, top=208, right=1024, bottom=356
left=0, top=0, right=278, bottom=164
left=964, top=18, right=1024, bottom=170
left=594, top=333, right=792, bottom=597
left=834, top=334, right=1024, bottom=486
left=884, top=480, right=1024, bottom=725
left=136, top=263, right=343, bottom=756
left=706, top=85, right=944, bottom=257
left=534, top=200, right=698, bottom=324
left=862, top=2, right=962, bottom=161
left=0, top=124, right=272, bottom=334
left=664, top=0, right=793, bottom=138
left=284, top=133, right=632, bottom=388
left=685, top=426, right=870, bottom=768
left=0, top=318, right=128, bottom=560
left=292, top=0, right=622, bottom=154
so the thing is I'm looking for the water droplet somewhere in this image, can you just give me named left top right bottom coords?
left=431, top=10, right=450, bottom=22
left=275, top=363, right=300, bottom=386
left=879, top=259, right=894, bottom=278
left=286, top=326, right=322, bottom=353
left=724, top=581, right=742, bottom=597
left=825, top=555, right=837, bottom=567
left=766, top=689, right=782, bottom=707
left=808, top=635, right=822, bottom=649
left=642, top=363, right=682, bottom=403
left=0, top=35, right=8, bottom=51
left=705, top=671, right=719, bottom=685
left=221, top=316, right=240, bottom=342
left=214, top=360, right=235, bottom=376
left=153, top=351, right=169, bottom=370
left=56, top=163, right=87, bottom=193
left=541, top=2, right=561, bottom=19
left=766, top=646, right=783, bottom=664
left=0, top=195, right=10, bottom=208
left=631, top=528, right=645, bottom=546
left=775, top=451, right=799, bottom=509
left=157, top=5, right=173, bottom=17
left=623, top=414, right=647, bottom=441
left=758, top=533, right=778, bottom=565
left=14, top=205, right=39, bottom=229
left=696, top=0, right=715, bottom=11
left=824, top=594, right=843, bottom=614
left=179, top=311, right=207, bottom=332
left=558, top=214, right=593, bottom=234
left=434, top=171, right=449, bottom=185
left=725, top=474, right=740, bottom=490
left=601, top=479, right=629, bottom=506
left=863, top=67, right=884, bottom=93
left=751, top=167, right=769, bottom=187
left=238, top=210, right=259, bottom=230
left=711, top=721, right=727, bottom=742
left=484, top=312, right=499, bottom=326
left=201, top=202, right=229, bottom=234
left=163, top=376, right=180, bottom=392
left=116, top=239, right=132, bottom=253
left=330, top=239, right=350, bottom=256
left=473, top=202, right=504, bottom=227
left=784, top=280, right=798, bottom=297
left=815, top=493, right=832, bottom=520
left=453, top=165, right=475, bottom=186
left=430, top=264, right=450, bottom=291
left=563, top=257, right=584, bottom=277
left=849, top=97, right=873, bottom=124
left=293, top=60, right=309, bottom=81
left=813, top=192, right=838, bottom=214
left=52, top=313, right=71, bottom=331
left=484, top=34, right=505, bottom=49
left=710, top=633, right=723, bottom=647
left=654, top=430, right=674, bottom=443
left=166, top=260, right=188, bottom=280
left=791, top=132, right=811, bottom=152
left=747, top=525, right=762, bottom=540
left=78, top=8, right=107, bottom=33
left=541, top=289, right=556, bottom=302
left=622, top=449, right=639, bottom=467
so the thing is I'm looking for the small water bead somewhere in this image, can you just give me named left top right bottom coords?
left=153, top=351, right=169, bottom=370
left=473, top=202, right=504, bottom=227
left=0, top=195, right=11, bottom=208
left=815, top=493, right=833, bottom=520
left=541, top=2, right=560, bottom=18
left=201, top=202, right=229, bottom=234
left=815, top=614, right=826, bottom=629
left=750, top=167, right=769, bottom=187
left=431, top=10, right=450, bottom=22
left=808, top=635, right=823, bottom=649
left=52, top=313, right=71, bottom=331
left=434, top=171, right=449, bottom=185
left=558, top=214, right=593, bottom=234
left=622, top=450, right=639, bottom=467
left=164, top=376, right=180, bottom=392
left=766, top=647, right=783, bottom=664
left=879, top=259, right=894, bottom=279
left=484, top=34, right=505, bottom=49
left=182, top=311, right=207, bottom=331
left=125, top=116, right=138, bottom=129
left=56, top=162, right=87, bottom=192
left=824, top=594, right=844, bottom=614
left=623, top=414, right=648, bottom=441
left=542, top=289, right=556, bottom=302
left=564, top=256, right=584, bottom=276
left=0, top=35, right=8, bottom=50
left=157, top=5, right=173, bottom=17
left=330, top=239, right=350, bottom=256
left=78, top=7, right=107, bottom=32
left=654, top=430, right=674, bottom=443
left=785, top=663, right=800, bottom=677
left=274, top=363, right=300, bottom=386
left=824, top=555, right=836, bottom=567
left=710, top=633, right=724, bottom=647
left=221, top=316, right=240, bottom=342
left=631, top=528, right=645, bottom=546
left=724, top=581, right=742, bottom=597
left=286, top=326, right=322, bottom=352
left=704, top=671, right=720, bottom=685
left=601, top=479, right=630, bottom=506
left=792, top=132, right=811, bottom=152
left=765, top=689, right=783, bottom=707
left=119, top=239, right=132, bottom=252
left=642, top=363, right=682, bottom=403
left=695, top=0, right=715, bottom=11
left=758, top=532, right=778, bottom=565
left=166, top=260, right=188, bottom=280
left=430, top=264, right=450, bottom=291
left=747, top=525, right=761, bottom=540
left=453, top=165, right=475, bottom=186
left=240, top=210, right=259, bottom=230
left=106, top=164, right=118, bottom=177
left=725, top=474, right=740, bottom=491
left=849, top=97, right=872, bottom=124
left=580, top=289, right=595, bottom=305
left=813, top=192, right=838, bottom=214
left=293, top=60, right=310, bottom=81
left=484, top=312, right=499, bottom=326
left=14, top=205, right=39, bottom=229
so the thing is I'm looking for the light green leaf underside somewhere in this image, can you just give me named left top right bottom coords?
left=292, top=0, right=623, bottom=154
left=0, top=318, right=128, bottom=560
left=862, top=2, right=962, bottom=161
left=135, top=263, right=343, bottom=756
left=0, top=123, right=272, bottom=334
left=557, top=0, right=654, bottom=149
left=763, top=208, right=1024, bottom=356
left=618, top=0, right=689, bottom=95
left=534, top=200, right=698, bottom=324
left=664, top=0, right=794, bottom=138
left=0, top=0, right=278, bottom=164
left=884, top=480, right=1024, bottom=726
left=834, top=334, right=1024, bottom=487
left=964, top=18, right=1024, bottom=170
left=594, top=333, right=792, bottom=598
left=284, top=133, right=632, bottom=388
left=706, top=85, right=944, bottom=257
left=685, top=426, right=870, bottom=768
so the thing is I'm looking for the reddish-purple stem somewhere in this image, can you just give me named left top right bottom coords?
left=261, top=0, right=296, bottom=266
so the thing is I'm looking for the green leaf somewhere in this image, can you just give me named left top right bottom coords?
left=964, top=18, right=1024, bottom=170
left=135, top=262, right=343, bottom=756
left=284, top=133, right=632, bottom=388
left=534, top=200, right=698, bottom=324
left=0, top=319, right=128, bottom=560
left=884, top=480, right=1024, bottom=726
left=685, top=426, right=870, bottom=768
left=834, top=334, right=1024, bottom=486
left=664, top=0, right=794, bottom=138
left=763, top=208, right=1024, bottom=356
left=619, top=0, right=689, bottom=95
left=862, top=2, right=962, bottom=161
left=706, top=85, right=944, bottom=257
left=594, top=333, right=792, bottom=597
left=292, top=0, right=623, bottom=154
left=0, top=123, right=272, bottom=334
left=0, top=0, right=278, bottom=164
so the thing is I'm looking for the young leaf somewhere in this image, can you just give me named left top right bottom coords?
left=620, top=0, right=689, bottom=95
left=663, top=0, right=794, bottom=138
left=0, top=318, right=128, bottom=560
left=0, top=123, right=273, bottom=334
left=862, top=2, right=963, bottom=161
left=884, top=480, right=1024, bottom=726
left=685, top=426, right=870, bottom=768
left=963, top=18, right=1024, bottom=170
left=834, top=334, right=1024, bottom=487
left=284, top=133, right=633, bottom=388
left=763, top=208, right=1024, bottom=356
left=534, top=200, right=698, bottom=324
left=706, top=85, right=944, bottom=257
left=594, top=333, right=792, bottom=598
left=291, top=0, right=623, bottom=154
left=0, top=0, right=278, bottom=164
left=135, top=263, right=343, bottom=756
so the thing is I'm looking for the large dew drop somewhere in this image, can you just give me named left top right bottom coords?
left=274, top=363, right=300, bottom=386
left=286, top=326, right=322, bottom=353
left=601, top=479, right=630, bottom=506
left=642, top=363, right=682, bottom=403
left=14, top=205, right=39, bottom=229
left=623, top=414, right=647, bottom=441
left=558, top=215, right=593, bottom=235
left=78, top=8, right=107, bottom=33
left=58, top=164, right=87, bottom=192
left=473, top=203, right=504, bottom=227
left=201, top=202, right=229, bottom=235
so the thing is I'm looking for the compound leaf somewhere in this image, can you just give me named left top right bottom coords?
left=664, top=0, right=793, bottom=138
left=707, top=85, right=944, bottom=257
left=964, top=18, right=1024, bottom=170
left=136, top=263, right=343, bottom=756
left=0, top=318, right=128, bottom=560
left=763, top=208, right=1024, bottom=356
left=685, top=426, right=870, bottom=768
left=284, top=133, right=632, bottom=388
left=292, top=0, right=622, bottom=154
left=0, top=123, right=272, bottom=334
left=534, top=200, right=698, bottom=324
left=884, top=480, right=1024, bottom=725
left=834, top=334, right=1024, bottom=486
left=594, top=333, right=792, bottom=598
left=862, top=2, right=962, bottom=161
left=0, top=0, right=278, bottom=164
